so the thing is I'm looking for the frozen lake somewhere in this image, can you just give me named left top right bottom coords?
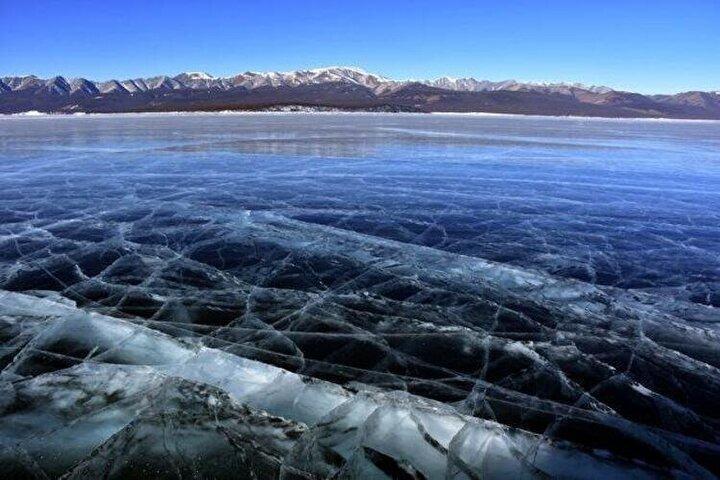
left=1, top=113, right=719, bottom=478
left=3, top=113, right=719, bottom=305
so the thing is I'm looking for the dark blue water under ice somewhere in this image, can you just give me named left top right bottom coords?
left=4, top=114, right=719, bottom=305
left=0, top=113, right=719, bottom=479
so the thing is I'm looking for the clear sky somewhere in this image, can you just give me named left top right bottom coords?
left=1, top=0, right=718, bottom=94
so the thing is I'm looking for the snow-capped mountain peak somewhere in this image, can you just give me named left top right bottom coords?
left=227, top=66, right=393, bottom=91
left=97, top=80, right=128, bottom=94
left=69, top=78, right=100, bottom=95
left=182, top=71, right=214, bottom=80
left=308, top=66, right=390, bottom=81
left=421, top=76, right=614, bottom=95
left=44, top=76, right=71, bottom=95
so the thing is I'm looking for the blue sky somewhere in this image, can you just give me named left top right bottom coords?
left=1, top=0, right=718, bottom=93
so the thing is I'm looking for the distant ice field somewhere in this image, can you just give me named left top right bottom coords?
left=2, top=113, right=718, bottom=308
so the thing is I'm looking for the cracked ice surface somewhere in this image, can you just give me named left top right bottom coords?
left=0, top=113, right=719, bottom=479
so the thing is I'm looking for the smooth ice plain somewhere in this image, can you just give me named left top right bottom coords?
left=0, top=113, right=719, bottom=479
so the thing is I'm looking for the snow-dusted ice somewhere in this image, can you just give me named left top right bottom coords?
left=0, top=113, right=719, bottom=479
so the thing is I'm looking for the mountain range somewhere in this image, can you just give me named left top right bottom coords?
left=2, top=66, right=719, bottom=119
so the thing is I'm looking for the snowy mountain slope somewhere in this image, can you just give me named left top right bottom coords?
left=421, top=77, right=613, bottom=94
left=97, top=79, right=128, bottom=94
left=69, top=78, right=100, bottom=95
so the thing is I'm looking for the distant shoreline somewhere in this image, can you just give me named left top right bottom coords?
left=2, top=109, right=719, bottom=123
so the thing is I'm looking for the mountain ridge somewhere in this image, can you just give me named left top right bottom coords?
left=2, top=66, right=719, bottom=119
